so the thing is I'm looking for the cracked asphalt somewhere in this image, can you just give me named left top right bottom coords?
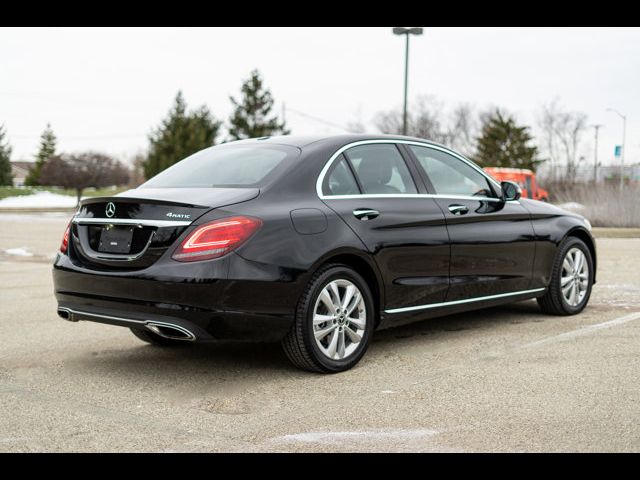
left=0, top=213, right=639, bottom=452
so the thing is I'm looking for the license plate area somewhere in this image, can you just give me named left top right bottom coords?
left=98, top=226, right=134, bottom=254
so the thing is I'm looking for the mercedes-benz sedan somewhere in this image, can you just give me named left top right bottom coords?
left=53, top=135, right=596, bottom=372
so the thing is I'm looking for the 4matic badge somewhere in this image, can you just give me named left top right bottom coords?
left=166, top=212, right=191, bottom=219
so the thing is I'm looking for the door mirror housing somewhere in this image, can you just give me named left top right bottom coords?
left=501, top=181, right=522, bottom=202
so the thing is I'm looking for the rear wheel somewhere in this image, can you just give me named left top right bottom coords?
left=282, top=264, right=375, bottom=373
left=130, top=327, right=190, bottom=347
left=537, top=237, right=594, bottom=315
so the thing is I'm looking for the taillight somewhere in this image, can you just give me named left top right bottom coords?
left=172, top=216, right=262, bottom=262
left=60, top=220, right=71, bottom=253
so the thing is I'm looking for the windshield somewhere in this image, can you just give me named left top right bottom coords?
left=141, top=144, right=300, bottom=188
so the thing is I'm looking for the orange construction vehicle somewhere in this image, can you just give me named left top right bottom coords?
left=483, top=167, right=549, bottom=202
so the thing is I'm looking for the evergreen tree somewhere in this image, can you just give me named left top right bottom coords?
left=475, top=110, right=543, bottom=171
left=0, top=124, right=13, bottom=186
left=143, top=91, right=222, bottom=179
left=25, top=123, right=57, bottom=186
left=228, top=69, right=289, bottom=140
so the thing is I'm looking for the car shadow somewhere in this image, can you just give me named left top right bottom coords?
left=68, top=300, right=545, bottom=380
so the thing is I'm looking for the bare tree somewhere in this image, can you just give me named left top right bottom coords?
left=537, top=99, right=588, bottom=182
left=39, top=152, right=130, bottom=206
left=374, top=95, right=447, bottom=142
left=446, top=103, right=478, bottom=157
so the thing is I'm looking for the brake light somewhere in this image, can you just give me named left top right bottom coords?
left=60, top=220, right=71, bottom=253
left=172, top=216, right=262, bottom=262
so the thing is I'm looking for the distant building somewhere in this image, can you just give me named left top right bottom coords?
left=10, top=161, right=34, bottom=187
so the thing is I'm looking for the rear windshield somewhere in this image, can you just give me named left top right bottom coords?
left=141, top=144, right=299, bottom=188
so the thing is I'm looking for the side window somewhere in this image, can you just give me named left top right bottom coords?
left=346, top=144, right=417, bottom=195
left=323, top=154, right=360, bottom=196
left=409, top=146, right=496, bottom=198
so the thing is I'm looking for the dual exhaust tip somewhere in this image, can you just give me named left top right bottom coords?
left=57, top=307, right=196, bottom=341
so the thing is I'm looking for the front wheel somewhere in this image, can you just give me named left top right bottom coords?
left=537, top=236, right=594, bottom=315
left=282, top=264, right=375, bottom=373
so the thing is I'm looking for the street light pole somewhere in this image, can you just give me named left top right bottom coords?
left=393, top=27, right=423, bottom=136
left=403, top=33, right=410, bottom=136
left=607, top=108, right=626, bottom=193
left=591, top=124, right=603, bottom=184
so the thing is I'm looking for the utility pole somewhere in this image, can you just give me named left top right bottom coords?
left=591, top=124, right=603, bottom=184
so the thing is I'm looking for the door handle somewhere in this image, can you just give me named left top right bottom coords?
left=353, top=209, right=380, bottom=221
left=448, top=204, right=469, bottom=215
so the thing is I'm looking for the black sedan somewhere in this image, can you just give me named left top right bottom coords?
left=53, top=134, right=596, bottom=373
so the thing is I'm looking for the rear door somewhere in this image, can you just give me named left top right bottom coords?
left=406, top=144, right=536, bottom=301
left=319, top=142, right=450, bottom=311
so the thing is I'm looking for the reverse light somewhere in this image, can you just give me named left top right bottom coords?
left=172, top=216, right=262, bottom=262
left=60, top=220, right=72, bottom=253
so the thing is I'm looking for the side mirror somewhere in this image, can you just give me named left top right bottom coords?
left=501, top=181, right=521, bottom=202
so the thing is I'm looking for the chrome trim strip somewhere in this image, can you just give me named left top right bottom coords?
left=59, top=308, right=196, bottom=341
left=384, top=288, right=546, bottom=314
left=320, top=193, right=519, bottom=204
left=316, top=139, right=502, bottom=200
left=73, top=217, right=192, bottom=227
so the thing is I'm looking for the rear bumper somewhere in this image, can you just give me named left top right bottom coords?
left=53, top=252, right=307, bottom=342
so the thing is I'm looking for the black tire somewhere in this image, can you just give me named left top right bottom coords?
left=130, top=327, right=189, bottom=347
left=282, top=264, right=375, bottom=373
left=537, top=236, right=594, bottom=315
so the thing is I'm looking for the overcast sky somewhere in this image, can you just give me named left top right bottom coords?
left=1, top=27, right=639, bottom=167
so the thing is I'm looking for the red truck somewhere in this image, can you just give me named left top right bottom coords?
left=484, top=167, right=549, bottom=202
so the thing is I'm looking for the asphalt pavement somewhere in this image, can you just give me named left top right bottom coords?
left=0, top=213, right=638, bottom=452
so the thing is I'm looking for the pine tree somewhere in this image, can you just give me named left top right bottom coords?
left=25, top=123, right=57, bottom=186
left=474, top=110, right=544, bottom=171
left=143, top=91, right=222, bottom=179
left=0, top=124, right=13, bottom=186
left=228, top=69, right=289, bottom=140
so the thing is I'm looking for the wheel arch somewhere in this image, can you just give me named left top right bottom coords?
left=308, top=249, right=385, bottom=327
left=564, top=226, right=597, bottom=283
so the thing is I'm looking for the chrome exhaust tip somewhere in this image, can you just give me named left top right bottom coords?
left=146, top=322, right=196, bottom=341
left=57, top=307, right=76, bottom=322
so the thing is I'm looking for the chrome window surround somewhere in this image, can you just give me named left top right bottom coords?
left=316, top=139, right=505, bottom=202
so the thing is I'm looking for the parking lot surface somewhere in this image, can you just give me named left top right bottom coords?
left=1, top=214, right=638, bottom=452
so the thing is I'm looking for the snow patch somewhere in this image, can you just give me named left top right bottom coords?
left=558, top=202, right=586, bottom=212
left=0, top=191, right=79, bottom=208
left=4, top=247, right=34, bottom=257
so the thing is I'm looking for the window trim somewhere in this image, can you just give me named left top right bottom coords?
left=316, top=140, right=501, bottom=200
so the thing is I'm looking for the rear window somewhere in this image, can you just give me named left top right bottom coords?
left=141, top=144, right=299, bottom=188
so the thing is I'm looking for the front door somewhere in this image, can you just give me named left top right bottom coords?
left=407, top=144, right=536, bottom=302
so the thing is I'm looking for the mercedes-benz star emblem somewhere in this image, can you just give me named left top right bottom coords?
left=105, top=202, right=116, bottom=218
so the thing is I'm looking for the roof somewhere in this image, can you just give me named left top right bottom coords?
left=11, top=160, right=35, bottom=170
left=223, top=133, right=449, bottom=150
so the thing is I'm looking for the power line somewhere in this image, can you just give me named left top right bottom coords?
left=285, top=107, right=352, bottom=132
left=10, top=133, right=147, bottom=141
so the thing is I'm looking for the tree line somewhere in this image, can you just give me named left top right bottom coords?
left=372, top=95, right=590, bottom=180
left=0, top=69, right=289, bottom=201
left=0, top=70, right=591, bottom=198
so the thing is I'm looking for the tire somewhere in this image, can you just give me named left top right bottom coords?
left=282, top=264, right=375, bottom=373
left=537, top=236, right=594, bottom=315
left=130, top=327, right=189, bottom=347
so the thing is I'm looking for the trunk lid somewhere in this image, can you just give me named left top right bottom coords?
left=70, top=187, right=259, bottom=270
